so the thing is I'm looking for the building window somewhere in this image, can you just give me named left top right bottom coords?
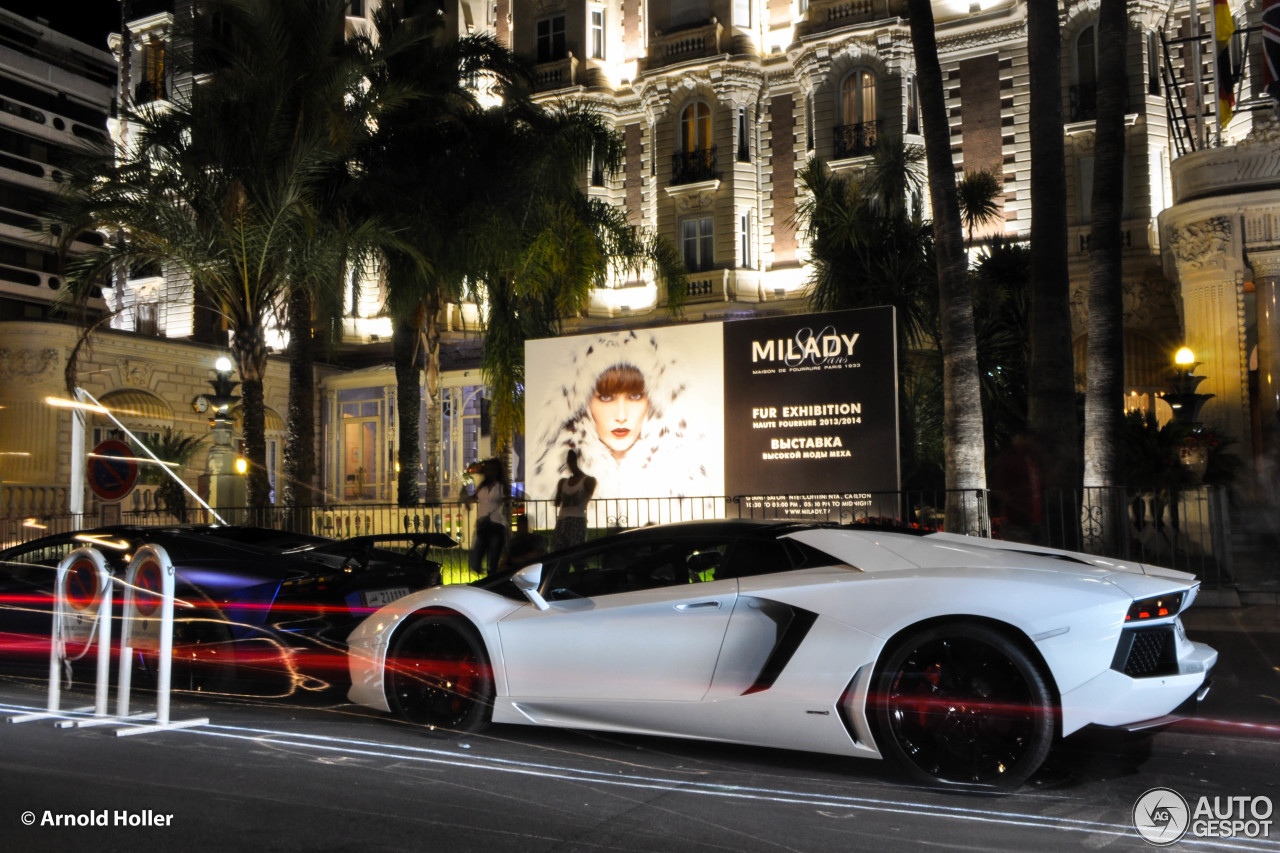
left=806, top=93, right=814, bottom=150
left=345, top=1, right=364, bottom=16
left=1146, top=30, right=1160, bottom=95
left=136, top=302, right=159, bottom=336
left=835, top=69, right=878, bottom=158
left=339, top=393, right=385, bottom=501
left=536, top=15, right=566, bottom=63
left=136, top=38, right=167, bottom=103
left=734, top=0, right=750, bottom=28
left=590, top=145, right=604, bottom=186
left=590, top=9, right=605, bottom=60
left=906, top=72, right=919, bottom=134
left=739, top=210, right=753, bottom=269
left=681, top=216, right=714, bottom=272
left=672, top=101, right=716, bottom=184
left=737, top=107, right=750, bottom=162
left=1071, top=24, right=1099, bottom=121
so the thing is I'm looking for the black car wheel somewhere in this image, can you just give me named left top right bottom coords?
left=386, top=612, right=492, bottom=734
left=134, top=617, right=238, bottom=696
left=870, top=622, right=1054, bottom=790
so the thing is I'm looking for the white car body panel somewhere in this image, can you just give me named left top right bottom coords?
left=497, top=579, right=736, bottom=701
left=347, top=523, right=1216, bottom=767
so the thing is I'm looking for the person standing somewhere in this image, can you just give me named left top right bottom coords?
left=552, top=449, right=596, bottom=550
left=464, top=458, right=509, bottom=576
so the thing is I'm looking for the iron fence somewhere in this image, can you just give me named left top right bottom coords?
left=0, top=486, right=1232, bottom=586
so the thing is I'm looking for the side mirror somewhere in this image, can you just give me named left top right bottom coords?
left=513, top=562, right=549, bottom=611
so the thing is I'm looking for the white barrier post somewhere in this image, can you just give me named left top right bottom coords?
left=7, top=548, right=113, bottom=724
left=108, top=544, right=207, bottom=736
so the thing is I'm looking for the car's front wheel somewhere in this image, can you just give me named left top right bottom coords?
left=386, top=611, right=493, bottom=734
left=869, top=621, right=1054, bottom=789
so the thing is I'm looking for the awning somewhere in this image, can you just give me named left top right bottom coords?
left=95, top=389, right=175, bottom=427
left=232, top=405, right=285, bottom=432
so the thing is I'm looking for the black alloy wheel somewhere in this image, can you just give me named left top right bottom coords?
left=386, top=612, right=493, bottom=734
left=870, top=622, right=1055, bottom=789
left=134, top=616, right=239, bottom=696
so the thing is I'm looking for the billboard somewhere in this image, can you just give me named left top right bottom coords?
left=525, top=307, right=898, bottom=520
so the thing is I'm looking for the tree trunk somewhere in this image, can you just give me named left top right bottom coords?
left=232, top=323, right=272, bottom=512
left=907, top=0, right=988, bottom=533
left=1083, top=0, right=1130, bottom=553
left=422, top=290, right=443, bottom=503
left=393, top=315, right=421, bottom=506
left=283, top=287, right=317, bottom=518
left=1026, top=0, right=1081, bottom=547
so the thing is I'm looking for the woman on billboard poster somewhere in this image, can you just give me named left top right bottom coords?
left=532, top=330, right=711, bottom=502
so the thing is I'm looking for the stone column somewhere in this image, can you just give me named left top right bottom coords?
left=205, top=419, right=245, bottom=516
left=1166, top=215, right=1251, bottom=445
left=1251, top=252, right=1280, bottom=491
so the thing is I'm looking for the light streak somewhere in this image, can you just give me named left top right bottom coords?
left=44, top=396, right=109, bottom=414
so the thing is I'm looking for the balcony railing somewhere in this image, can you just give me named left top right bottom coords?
left=645, top=20, right=723, bottom=71
left=533, top=54, right=578, bottom=92
left=670, top=146, right=718, bottom=185
left=833, top=120, right=879, bottom=159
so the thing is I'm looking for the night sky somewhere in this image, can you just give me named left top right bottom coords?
left=3, top=1, right=121, bottom=51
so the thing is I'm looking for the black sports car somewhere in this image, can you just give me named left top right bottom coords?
left=0, top=525, right=453, bottom=695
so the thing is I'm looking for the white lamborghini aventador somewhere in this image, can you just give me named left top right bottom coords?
left=347, top=520, right=1217, bottom=788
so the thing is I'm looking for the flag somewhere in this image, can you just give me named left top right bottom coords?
left=1264, top=0, right=1280, bottom=105
left=1213, top=0, right=1237, bottom=126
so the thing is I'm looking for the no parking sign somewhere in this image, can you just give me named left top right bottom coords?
left=123, top=548, right=170, bottom=652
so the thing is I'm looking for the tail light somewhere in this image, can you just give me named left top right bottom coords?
left=1125, top=593, right=1184, bottom=623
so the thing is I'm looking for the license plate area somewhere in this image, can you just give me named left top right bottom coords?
left=361, top=587, right=410, bottom=608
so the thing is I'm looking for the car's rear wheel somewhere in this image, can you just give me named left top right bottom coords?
left=134, top=617, right=239, bottom=696
left=869, top=622, right=1054, bottom=789
left=386, top=612, right=492, bottom=734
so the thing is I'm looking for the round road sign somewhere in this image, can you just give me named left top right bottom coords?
left=87, top=439, right=138, bottom=502
left=133, top=559, right=162, bottom=617
left=64, top=558, right=101, bottom=612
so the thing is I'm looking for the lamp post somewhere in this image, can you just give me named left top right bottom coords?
left=1162, top=346, right=1214, bottom=427
left=201, top=357, right=246, bottom=517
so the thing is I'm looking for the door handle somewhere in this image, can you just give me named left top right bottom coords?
left=675, top=600, right=721, bottom=611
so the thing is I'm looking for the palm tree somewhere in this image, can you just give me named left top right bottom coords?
left=53, top=0, right=380, bottom=509
left=465, top=102, right=689, bottom=455
left=358, top=7, right=533, bottom=506
left=956, top=169, right=1003, bottom=245
left=133, top=427, right=205, bottom=522
left=798, top=140, right=935, bottom=351
left=906, top=0, right=988, bottom=531
left=1026, top=0, right=1081, bottom=546
left=1083, top=0, right=1130, bottom=552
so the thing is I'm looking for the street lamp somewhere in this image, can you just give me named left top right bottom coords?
left=202, top=356, right=246, bottom=514
left=1162, top=346, right=1213, bottom=426
left=206, top=356, right=241, bottom=425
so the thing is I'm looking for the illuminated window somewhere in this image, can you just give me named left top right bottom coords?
left=681, top=216, right=714, bottom=272
left=590, top=9, right=605, bottom=60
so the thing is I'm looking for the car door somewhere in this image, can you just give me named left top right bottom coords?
left=497, top=536, right=737, bottom=702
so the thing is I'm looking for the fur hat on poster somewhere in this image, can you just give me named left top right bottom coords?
left=532, top=329, right=708, bottom=499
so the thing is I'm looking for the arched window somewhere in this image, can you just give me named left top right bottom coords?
left=1071, top=24, right=1099, bottom=121
left=835, top=69, right=877, bottom=158
left=673, top=102, right=715, bottom=184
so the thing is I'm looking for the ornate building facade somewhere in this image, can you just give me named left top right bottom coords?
left=2, top=0, right=1277, bottom=520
